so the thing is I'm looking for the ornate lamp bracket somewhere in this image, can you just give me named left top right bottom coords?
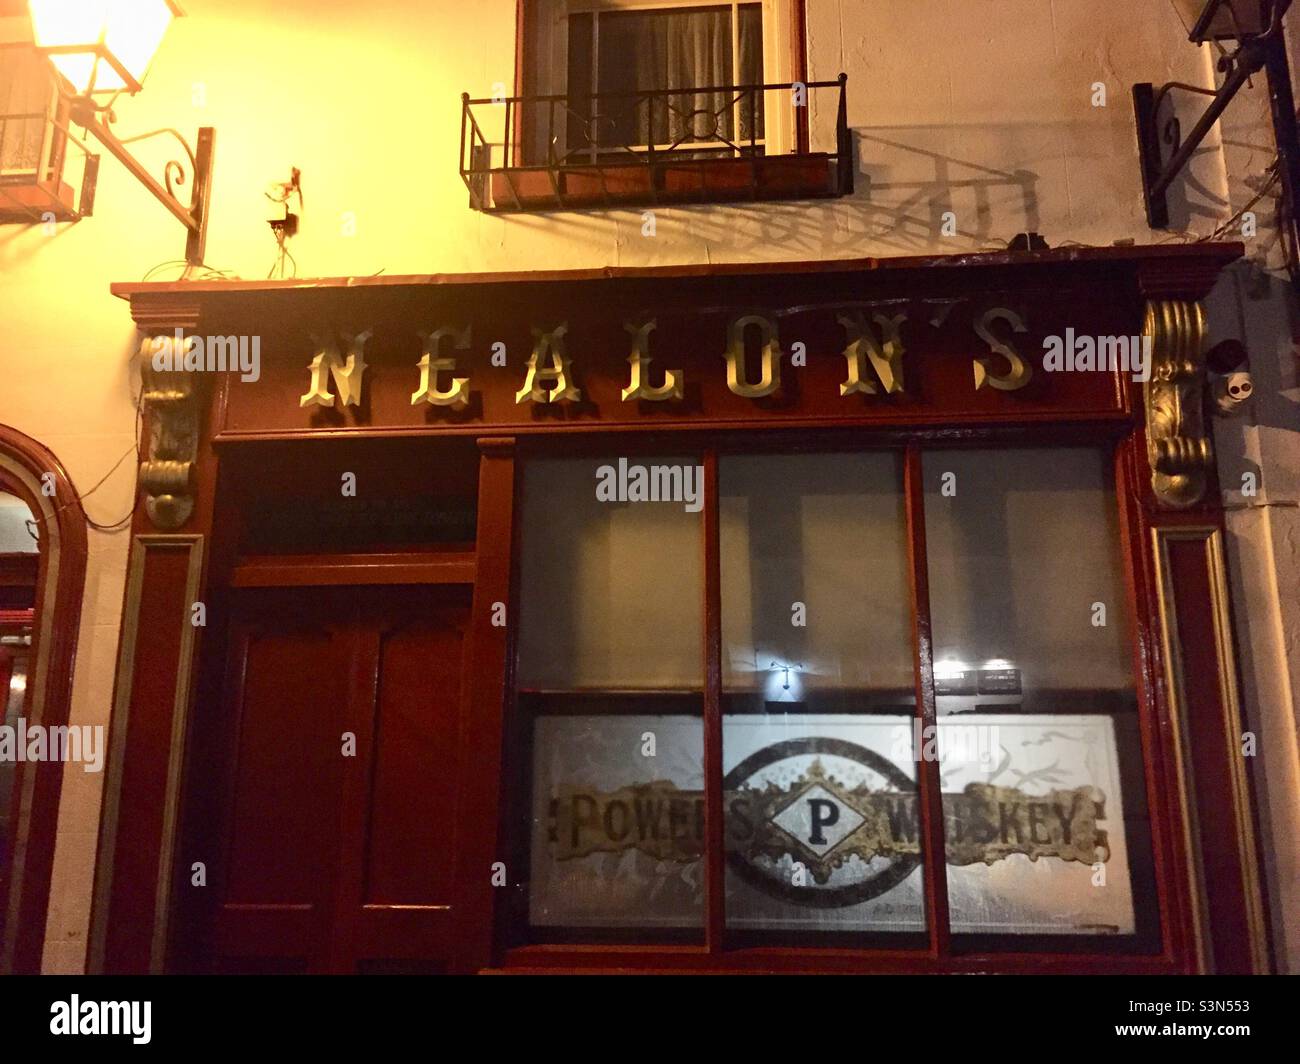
left=1144, top=300, right=1213, bottom=509
left=137, top=332, right=200, bottom=529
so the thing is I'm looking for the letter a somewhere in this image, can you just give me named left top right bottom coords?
left=516, top=325, right=581, bottom=403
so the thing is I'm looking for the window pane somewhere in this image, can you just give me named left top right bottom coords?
left=720, top=453, right=925, bottom=941
left=721, top=452, right=913, bottom=705
left=594, top=5, right=753, bottom=146
left=723, top=714, right=926, bottom=937
left=517, top=456, right=703, bottom=691
left=923, top=448, right=1132, bottom=703
left=528, top=712, right=703, bottom=931
left=0, top=491, right=36, bottom=880
left=923, top=448, right=1158, bottom=945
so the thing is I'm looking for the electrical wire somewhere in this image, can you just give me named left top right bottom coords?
left=267, top=227, right=298, bottom=279
left=140, top=258, right=240, bottom=282
left=29, top=379, right=145, bottom=535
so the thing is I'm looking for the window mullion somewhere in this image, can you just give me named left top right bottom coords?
left=590, top=11, right=599, bottom=164
left=702, top=447, right=725, bottom=953
left=904, top=443, right=953, bottom=957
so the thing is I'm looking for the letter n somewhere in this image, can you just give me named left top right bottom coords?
left=301, top=330, right=372, bottom=408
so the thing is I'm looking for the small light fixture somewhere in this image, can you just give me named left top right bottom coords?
left=27, top=0, right=214, bottom=266
left=1171, top=0, right=1273, bottom=43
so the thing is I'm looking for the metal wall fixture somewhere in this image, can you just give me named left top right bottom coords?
left=1133, top=1, right=1300, bottom=277
left=26, top=0, right=214, bottom=265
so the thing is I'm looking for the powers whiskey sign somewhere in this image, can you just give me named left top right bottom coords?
left=529, top=715, right=1136, bottom=935
left=549, top=741, right=1112, bottom=909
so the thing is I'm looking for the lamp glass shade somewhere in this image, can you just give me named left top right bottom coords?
left=1171, top=0, right=1270, bottom=42
left=28, top=0, right=179, bottom=95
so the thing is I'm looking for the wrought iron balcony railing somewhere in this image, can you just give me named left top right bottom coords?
left=460, top=74, right=852, bottom=212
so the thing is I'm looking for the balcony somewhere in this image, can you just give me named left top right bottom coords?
left=0, top=47, right=98, bottom=224
left=460, top=74, right=852, bottom=213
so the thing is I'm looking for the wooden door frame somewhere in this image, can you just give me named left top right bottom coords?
left=0, top=424, right=88, bottom=974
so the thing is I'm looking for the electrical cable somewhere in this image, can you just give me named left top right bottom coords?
left=30, top=379, right=145, bottom=534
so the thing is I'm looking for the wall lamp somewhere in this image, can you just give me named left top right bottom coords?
left=1134, top=1, right=1300, bottom=265
left=28, top=0, right=214, bottom=265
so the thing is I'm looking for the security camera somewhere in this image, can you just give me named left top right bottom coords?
left=1213, top=371, right=1253, bottom=417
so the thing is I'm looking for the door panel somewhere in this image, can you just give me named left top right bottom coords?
left=338, top=586, right=470, bottom=970
left=212, top=589, right=349, bottom=973
left=362, top=598, right=465, bottom=905
left=210, top=584, right=469, bottom=974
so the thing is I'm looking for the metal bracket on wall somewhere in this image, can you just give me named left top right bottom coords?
left=1133, top=1, right=1300, bottom=286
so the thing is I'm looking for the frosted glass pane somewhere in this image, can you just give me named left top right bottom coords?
left=722, top=714, right=926, bottom=934
left=939, top=715, right=1136, bottom=935
left=529, top=714, right=703, bottom=929
left=517, top=457, right=702, bottom=690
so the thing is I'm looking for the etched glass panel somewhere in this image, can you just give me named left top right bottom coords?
left=529, top=713, right=703, bottom=930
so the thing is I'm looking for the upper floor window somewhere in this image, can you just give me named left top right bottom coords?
left=564, top=2, right=766, bottom=153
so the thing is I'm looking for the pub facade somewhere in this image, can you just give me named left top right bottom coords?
left=84, top=241, right=1267, bottom=974
left=0, top=0, right=1295, bottom=976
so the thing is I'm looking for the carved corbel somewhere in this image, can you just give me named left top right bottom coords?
left=1144, top=300, right=1212, bottom=509
left=138, top=333, right=200, bottom=530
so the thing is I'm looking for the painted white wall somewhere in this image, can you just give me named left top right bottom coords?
left=0, top=0, right=1293, bottom=972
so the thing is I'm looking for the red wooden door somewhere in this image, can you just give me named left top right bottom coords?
left=210, top=584, right=470, bottom=974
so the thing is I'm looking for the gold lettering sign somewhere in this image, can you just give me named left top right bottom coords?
left=412, top=326, right=472, bottom=408
left=974, top=307, right=1033, bottom=391
left=724, top=314, right=781, bottom=398
left=289, top=305, right=1052, bottom=413
left=300, top=330, right=371, bottom=408
left=516, top=324, right=582, bottom=404
left=621, top=320, right=684, bottom=401
left=838, top=311, right=907, bottom=396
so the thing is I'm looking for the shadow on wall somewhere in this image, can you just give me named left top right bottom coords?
left=852, top=129, right=1038, bottom=253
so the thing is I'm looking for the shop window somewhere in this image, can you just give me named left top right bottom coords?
left=509, top=445, right=1162, bottom=961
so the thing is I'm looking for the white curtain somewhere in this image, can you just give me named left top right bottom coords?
left=597, top=6, right=762, bottom=148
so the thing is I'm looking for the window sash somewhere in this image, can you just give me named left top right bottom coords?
left=511, top=440, right=1153, bottom=958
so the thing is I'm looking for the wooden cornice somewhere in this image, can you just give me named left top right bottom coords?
left=109, top=242, right=1245, bottom=308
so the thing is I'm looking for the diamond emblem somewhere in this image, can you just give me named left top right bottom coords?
left=771, top=783, right=865, bottom=858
